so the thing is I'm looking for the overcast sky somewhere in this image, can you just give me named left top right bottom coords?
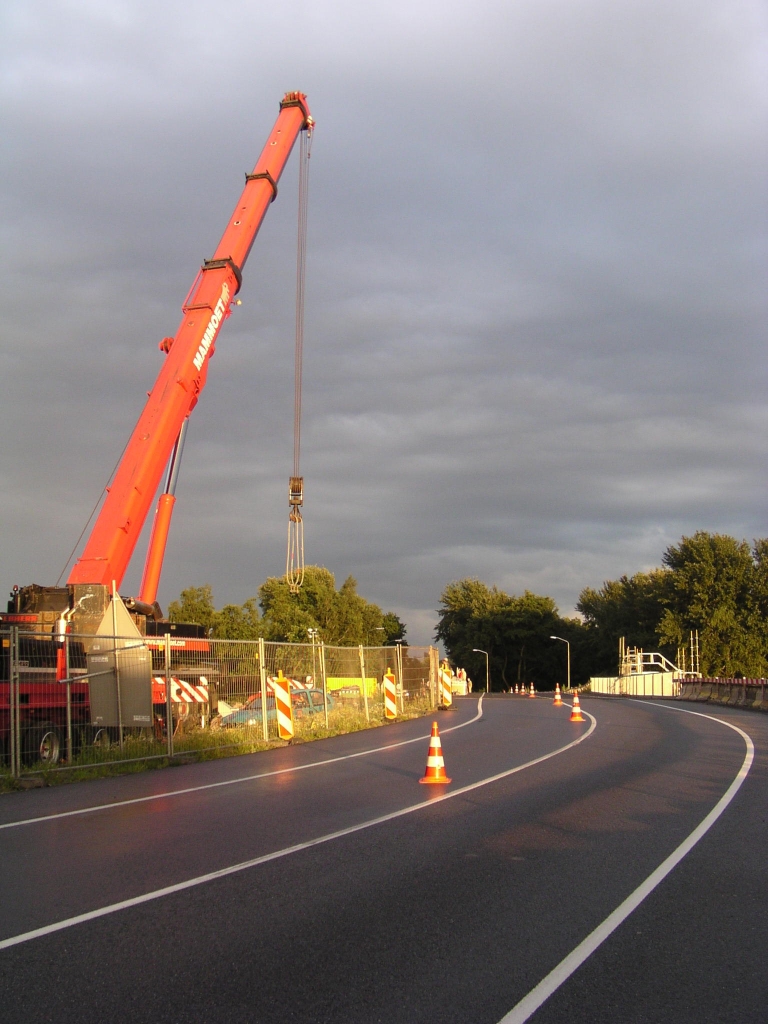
left=2, top=0, right=766, bottom=644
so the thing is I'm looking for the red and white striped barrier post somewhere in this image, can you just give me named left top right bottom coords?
left=272, top=670, right=294, bottom=740
left=383, top=667, right=398, bottom=720
left=440, top=660, right=453, bottom=708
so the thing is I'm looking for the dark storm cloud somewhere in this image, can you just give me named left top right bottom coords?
left=2, top=0, right=766, bottom=643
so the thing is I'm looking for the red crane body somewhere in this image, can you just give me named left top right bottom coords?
left=67, top=93, right=312, bottom=595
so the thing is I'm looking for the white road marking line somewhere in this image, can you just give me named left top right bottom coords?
left=497, top=702, right=754, bottom=1024
left=0, top=708, right=596, bottom=951
left=0, top=699, right=486, bottom=832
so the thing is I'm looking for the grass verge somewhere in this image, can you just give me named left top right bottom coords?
left=0, top=697, right=434, bottom=792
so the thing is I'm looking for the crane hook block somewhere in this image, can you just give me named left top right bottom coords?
left=289, top=476, right=304, bottom=507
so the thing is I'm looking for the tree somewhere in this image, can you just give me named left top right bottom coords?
left=214, top=598, right=263, bottom=640
left=576, top=532, right=768, bottom=678
left=577, top=570, right=667, bottom=675
left=168, top=585, right=217, bottom=633
left=257, top=566, right=402, bottom=646
left=381, top=612, right=407, bottom=644
left=435, top=579, right=589, bottom=689
left=657, top=532, right=766, bottom=677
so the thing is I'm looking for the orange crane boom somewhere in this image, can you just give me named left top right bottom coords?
left=67, top=92, right=312, bottom=595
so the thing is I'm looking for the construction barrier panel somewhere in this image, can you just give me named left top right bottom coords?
left=439, top=661, right=453, bottom=708
left=383, top=668, right=397, bottom=720
left=0, top=629, right=439, bottom=780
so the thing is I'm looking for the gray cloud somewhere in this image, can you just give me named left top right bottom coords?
left=2, top=0, right=766, bottom=643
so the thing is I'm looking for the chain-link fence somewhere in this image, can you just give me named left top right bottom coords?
left=0, top=627, right=438, bottom=779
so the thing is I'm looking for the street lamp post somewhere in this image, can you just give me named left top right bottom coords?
left=307, top=629, right=318, bottom=688
left=472, top=649, right=490, bottom=693
left=549, top=635, right=570, bottom=691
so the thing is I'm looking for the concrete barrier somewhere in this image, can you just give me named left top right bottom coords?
left=591, top=676, right=768, bottom=714
left=675, top=678, right=768, bottom=713
left=696, top=681, right=715, bottom=702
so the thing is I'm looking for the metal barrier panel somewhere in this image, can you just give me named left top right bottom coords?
left=0, top=631, right=172, bottom=775
left=0, top=630, right=440, bottom=777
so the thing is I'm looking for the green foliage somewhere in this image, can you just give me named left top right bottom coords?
left=577, top=532, right=768, bottom=678
left=259, top=566, right=403, bottom=645
left=435, top=579, right=588, bottom=689
left=577, top=570, right=667, bottom=675
left=214, top=599, right=263, bottom=640
left=657, top=532, right=767, bottom=677
left=168, top=585, right=217, bottom=632
left=381, top=611, right=407, bottom=644
left=167, top=567, right=405, bottom=646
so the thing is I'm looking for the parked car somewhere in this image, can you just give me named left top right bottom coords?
left=218, top=688, right=334, bottom=726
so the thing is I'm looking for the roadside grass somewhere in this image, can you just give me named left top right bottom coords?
left=0, top=695, right=434, bottom=792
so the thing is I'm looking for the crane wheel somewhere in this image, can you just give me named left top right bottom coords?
left=23, top=724, right=62, bottom=766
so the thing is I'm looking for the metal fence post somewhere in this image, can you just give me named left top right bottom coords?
left=358, top=644, right=370, bottom=723
left=396, top=643, right=404, bottom=714
left=10, top=626, right=19, bottom=778
left=165, top=633, right=173, bottom=759
left=429, top=646, right=438, bottom=708
left=320, top=642, right=329, bottom=729
left=65, top=632, right=72, bottom=765
left=258, top=637, right=268, bottom=742
left=111, top=584, right=124, bottom=752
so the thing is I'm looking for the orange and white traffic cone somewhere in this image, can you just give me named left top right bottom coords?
left=419, top=722, right=452, bottom=784
left=528, top=682, right=536, bottom=698
left=570, top=692, right=585, bottom=722
left=514, top=684, right=519, bottom=694
left=553, top=683, right=563, bottom=707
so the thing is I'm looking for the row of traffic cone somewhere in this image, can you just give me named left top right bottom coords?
left=553, top=682, right=585, bottom=721
left=417, top=689, right=585, bottom=786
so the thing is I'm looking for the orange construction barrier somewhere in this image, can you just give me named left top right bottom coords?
left=383, top=667, right=397, bottom=720
left=272, top=670, right=294, bottom=740
left=439, top=660, right=453, bottom=709
left=419, top=722, right=452, bottom=784
left=553, top=683, right=563, bottom=707
left=570, top=692, right=585, bottom=722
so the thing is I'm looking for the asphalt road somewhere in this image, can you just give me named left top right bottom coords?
left=0, top=695, right=765, bottom=1023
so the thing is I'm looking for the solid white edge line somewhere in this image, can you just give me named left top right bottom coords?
left=497, top=701, right=755, bottom=1024
left=0, top=698, right=486, bottom=832
left=0, top=705, right=596, bottom=951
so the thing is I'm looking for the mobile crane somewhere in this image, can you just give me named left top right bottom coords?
left=3, top=91, right=313, bottom=637
left=0, top=93, right=313, bottom=762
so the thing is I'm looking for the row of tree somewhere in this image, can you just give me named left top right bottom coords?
left=436, top=533, right=768, bottom=689
left=167, top=566, right=406, bottom=646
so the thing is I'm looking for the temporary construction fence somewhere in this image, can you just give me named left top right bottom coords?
left=588, top=673, right=680, bottom=698
left=0, top=626, right=439, bottom=779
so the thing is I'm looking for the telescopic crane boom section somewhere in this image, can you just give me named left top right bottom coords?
left=67, top=93, right=313, bottom=593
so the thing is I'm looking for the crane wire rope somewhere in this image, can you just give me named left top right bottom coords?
left=286, top=124, right=312, bottom=593
left=55, top=437, right=132, bottom=586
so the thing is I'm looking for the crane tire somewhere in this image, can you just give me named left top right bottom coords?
left=24, top=724, right=62, bottom=766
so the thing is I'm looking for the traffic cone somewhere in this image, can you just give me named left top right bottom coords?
left=553, top=684, right=563, bottom=707
left=419, top=722, right=452, bottom=784
left=514, top=684, right=519, bottom=695
left=528, top=682, right=536, bottom=698
left=570, top=692, right=585, bottom=722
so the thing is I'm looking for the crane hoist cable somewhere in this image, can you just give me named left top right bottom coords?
left=286, top=122, right=312, bottom=593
